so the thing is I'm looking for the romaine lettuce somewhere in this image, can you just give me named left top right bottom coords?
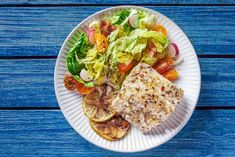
left=117, top=52, right=134, bottom=65
left=109, top=10, right=130, bottom=25
left=140, top=31, right=169, bottom=52
left=108, top=27, right=127, bottom=43
left=106, top=28, right=168, bottom=71
left=125, top=38, right=147, bottom=55
left=141, top=52, right=158, bottom=66
left=66, top=32, right=90, bottom=75
left=78, top=48, right=98, bottom=64
left=109, top=9, right=135, bottom=34
left=139, top=11, right=156, bottom=29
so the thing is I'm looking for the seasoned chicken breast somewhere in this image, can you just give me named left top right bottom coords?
left=112, top=63, right=184, bottom=133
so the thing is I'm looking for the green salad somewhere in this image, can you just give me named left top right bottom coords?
left=64, top=8, right=181, bottom=92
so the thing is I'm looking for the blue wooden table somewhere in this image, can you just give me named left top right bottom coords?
left=0, top=1, right=235, bottom=156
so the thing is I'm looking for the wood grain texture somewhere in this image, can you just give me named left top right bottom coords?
left=1, top=0, right=235, bottom=5
left=0, top=1, right=234, bottom=156
left=0, top=110, right=234, bottom=156
left=0, top=58, right=234, bottom=108
left=0, top=6, right=234, bottom=56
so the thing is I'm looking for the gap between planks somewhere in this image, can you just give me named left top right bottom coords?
left=0, top=55, right=235, bottom=60
left=0, top=4, right=235, bottom=7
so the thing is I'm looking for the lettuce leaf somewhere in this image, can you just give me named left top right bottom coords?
left=120, top=9, right=138, bottom=26
left=109, top=10, right=130, bottom=25
left=108, top=29, right=120, bottom=43
left=106, top=28, right=169, bottom=71
left=109, top=9, right=136, bottom=34
left=141, top=52, right=158, bottom=66
left=93, top=59, right=105, bottom=80
left=70, top=33, right=90, bottom=59
left=78, top=48, right=98, bottom=64
left=66, top=32, right=90, bottom=75
left=66, top=32, right=94, bottom=87
left=66, top=54, right=85, bottom=75
left=107, top=29, right=146, bottom=53
left=83, top=52, right=106, bottom=84
left=73, top=44, right=106, bottom=84
left=125, top=38, right=147, bottom=55
left=140, top=31, right=169, bottom=52
left=109, top=9, right=156, bottom=32
left=117, top=52, right=134, bottom=65
left=123, top=23, right=133, bottom=34
left=108, top=27, right=127, bottom=43
left=139, top=11, right=156, bottom=29
left=137, top=10, right=146, bottom=19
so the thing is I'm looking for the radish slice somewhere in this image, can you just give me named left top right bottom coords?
left=171, top=43, right=179, bottom=56
left=80, top=69, right=93, bottom=82
left=128, top=13, right=139, bottom=28
left=82, top=25, right=90, bottom=36
left=88, top=29, right=96, bottom=45
left=168, top=43, right=179, bottom=58
left=82, top=26, right=96, bottom=45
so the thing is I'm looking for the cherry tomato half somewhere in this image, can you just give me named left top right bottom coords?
left=163, top=69, right=179, bottom=82
left=118, top=60, right=135, bottom=73
left=153, top=58, right=173, bottom=74
left=149, top=24, right=168, bottom=37
left=64, top=75, right=77, bottom=91
left=77, top=82, right=94, bottom=95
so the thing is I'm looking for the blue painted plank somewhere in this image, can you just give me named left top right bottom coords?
left=0, top=58, right=234, bottom=108
left=0, top=110, right=234, bottom=156
left=0, top=6, right=234, bottom=56
left=1, top=0, right=234, bottom=5
left=0, top=59, right=55, bottom=108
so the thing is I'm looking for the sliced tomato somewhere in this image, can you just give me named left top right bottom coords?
left=163, top=69, right=179, bottom=81
left=64, top=75, right=77, bottom=91
left=118, top=61, right=135, bottom=73
left=77, top=82, right=94, bottom=95
left=153, top=58, right=173, bottom=74
left=95, top=33, right=108, bottom=53
left=149, top=24, right=168, bottom=37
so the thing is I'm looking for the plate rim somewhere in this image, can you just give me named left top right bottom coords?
left=54, top=5, right=201, bottom=153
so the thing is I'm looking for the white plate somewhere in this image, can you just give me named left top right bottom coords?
left=54, top=6, right=201, bottom=153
